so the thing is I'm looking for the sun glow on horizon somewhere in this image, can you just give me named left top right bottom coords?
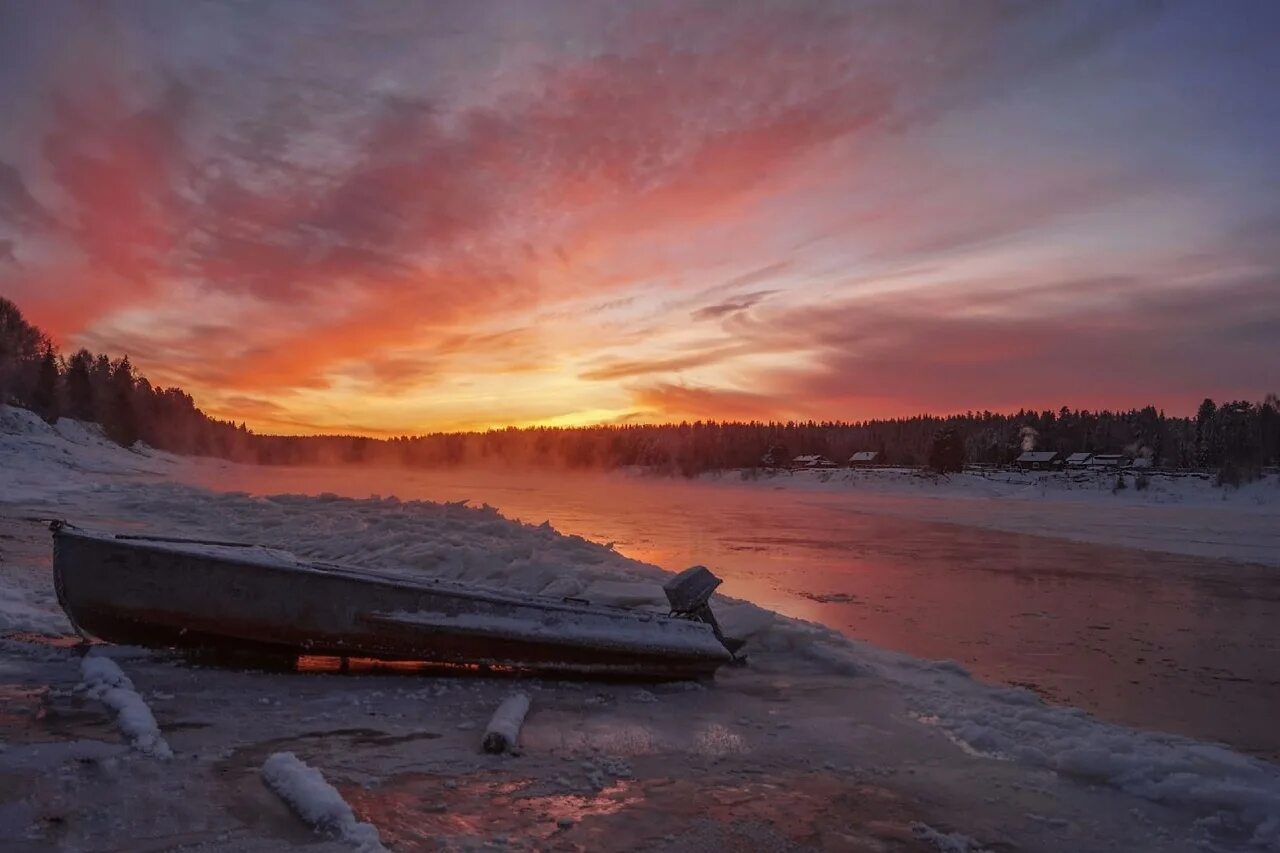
left=2, top=2, right=1277, bottom=432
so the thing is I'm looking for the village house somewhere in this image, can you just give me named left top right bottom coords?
left=1089, top=453, right=1126, bottom=469
left=848, top=451, right=881, bottom=466
left=1015, top=450, right=1063, bottom=471
left=791, top=454, right=838, bottom=469
left=1065, top=452, right=1094, bottom=469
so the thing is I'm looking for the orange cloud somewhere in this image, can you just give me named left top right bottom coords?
left=2, top=2, right=1277, bottom=432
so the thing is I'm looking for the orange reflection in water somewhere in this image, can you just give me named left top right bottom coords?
left=343, top=775, right=641, bottom=849
left=343, top=769, right=926, bottom=851
left=295, top=655, right=517, bottom=676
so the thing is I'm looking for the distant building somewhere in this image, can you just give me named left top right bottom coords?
left=1130, top=455, right=1154, bottom=470
left=848, top=451, right=881, bottom=466
left=792, top=454, right=838, bottom=469
left=1064, top=452, right=1094, bottom=468
left=1089, top=453, right=1126, bottom=469
left=1015, top=451, right=1063, bottom=471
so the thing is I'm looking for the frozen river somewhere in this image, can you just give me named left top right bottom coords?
left=178, top=464, right=1280, bottom=763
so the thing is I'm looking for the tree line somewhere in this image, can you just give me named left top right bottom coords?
left=3, top=296, right=1277, bottom=479
left=1, top=297, right=250, bottom=455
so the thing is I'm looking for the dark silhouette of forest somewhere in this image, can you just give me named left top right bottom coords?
left=3, top=296, right=1278, bottom=480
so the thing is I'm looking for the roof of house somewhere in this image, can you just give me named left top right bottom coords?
left=1130, top=456, right=1153, bottom=468
left=849, top=451, right=880, bottom=462
left=1016, top=451, right=1061, bottom=463
left=1065, top=452, right=1093, bottom=463
left=792, top=454, right=833, bottom=464
left=1091, top=453, right=1124, bottom=461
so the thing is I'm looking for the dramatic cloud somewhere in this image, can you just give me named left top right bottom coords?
left=0, top=1, right=1277, bottom=432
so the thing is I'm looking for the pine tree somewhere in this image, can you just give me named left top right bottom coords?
left=103, top=357, right=139, bottom=447
left=31, top=343, right=61, bottom=423
left=65, top=350, right=95, bottom=420
left=1195, top=398, right=1217, bottom=468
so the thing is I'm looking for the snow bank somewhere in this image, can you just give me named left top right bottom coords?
left=887, top=654, right=1280, bottom=849
left=701, top=466, right=1280, bottom=566
left=260, top=752, right=384, bottom=851
left=0, top=405, right=173, bottom=498
left=708, top=465, right=1280, bottom=509
left=78, top=654, right=173, bottom=759
left=0, top=404, right=54, bottom=436
left=0, top=583, right=65, bottom=634
left=53, top=417, right=114, bottom=448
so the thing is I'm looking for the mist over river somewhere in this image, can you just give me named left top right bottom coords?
left=175, top=461, right=1280, bottom=758
left=174, top=462, right=1280, bottom=762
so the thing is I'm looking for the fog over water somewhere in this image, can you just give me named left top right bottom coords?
left=177, top=463, right=1280, bottom=762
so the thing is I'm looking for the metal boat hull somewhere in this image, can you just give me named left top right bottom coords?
left=52, top=526, right=731, bottom=679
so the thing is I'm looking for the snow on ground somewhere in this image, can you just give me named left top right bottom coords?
left=2, top=406, right=1280, bottom=851
left=910, top=822, right=990, bottom=853
left=261, top=752, right=385, bottom=851
left=0, top=404, right=177, bottom=496
left=700, top=465, right=1280, bottom=566
left=78, top=653, right=173, bottom=759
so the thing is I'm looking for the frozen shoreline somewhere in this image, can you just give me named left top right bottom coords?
left=2, top=405, right=1279, bottom=851
left=691, top=465, right=1280, bottom=567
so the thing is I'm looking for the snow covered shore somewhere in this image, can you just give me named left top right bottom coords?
left=1, top=405, right=1279, bottom=851
left=698, top=465, right=1280, bottom=566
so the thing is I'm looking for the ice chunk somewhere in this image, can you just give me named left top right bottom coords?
left=483, top=693, right=531, bottom=754
left=911, top=822, right=990, bottom=852
left=260, top=752, right=384, bottom=851
left=78, top=654, right=172, bottom=760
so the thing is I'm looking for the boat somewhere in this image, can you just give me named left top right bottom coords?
left=50, top=523, right=737, bottom=679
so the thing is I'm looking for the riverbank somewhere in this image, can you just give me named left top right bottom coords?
left=697, top=465, right=1280, bottom=566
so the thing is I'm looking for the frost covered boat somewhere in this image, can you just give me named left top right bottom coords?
left=51, top=524, right=736, bottom=679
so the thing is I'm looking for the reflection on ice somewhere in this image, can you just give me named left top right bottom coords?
left=341, top=774, right=642, bottom=850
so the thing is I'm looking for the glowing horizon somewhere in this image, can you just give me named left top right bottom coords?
left=1, top=2, right=1277, bottom=435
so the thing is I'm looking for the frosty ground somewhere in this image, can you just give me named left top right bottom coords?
left=1, top=407, right=1278, bottom=852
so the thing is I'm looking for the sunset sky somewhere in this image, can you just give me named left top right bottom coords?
left=1, top=1, right=1278, bottom=434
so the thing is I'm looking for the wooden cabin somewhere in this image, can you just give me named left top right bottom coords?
left=791, top=454, right=838, bottom=469
left=1015, top=451, right=1063, bottom=471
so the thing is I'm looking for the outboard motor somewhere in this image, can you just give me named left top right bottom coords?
left=663, top=566, right=746, bottom=659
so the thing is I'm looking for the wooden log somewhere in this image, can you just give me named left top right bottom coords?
left=482, top=693, right=531, bottom=754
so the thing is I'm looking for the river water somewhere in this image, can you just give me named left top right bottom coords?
left=177, top=464, right=1280, bottom=762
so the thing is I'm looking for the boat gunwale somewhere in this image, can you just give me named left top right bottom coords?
left=53, top=526, right=710, bottom=635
